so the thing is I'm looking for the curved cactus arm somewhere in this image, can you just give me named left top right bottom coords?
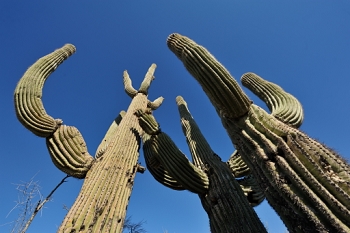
left=46, top=125, right=94, bottom=178
left=137, top=110, right=209, bottom=194
left=237, top=175, right=265, bottom=207
left=138, top=63, right=156, bottom=94
left=227, top=151, right=251, bottom=178
left=143, top=135, right=185, bottom=190
left=241, top=72, right=304, bottom=128
left=147, top=97, right=164, bottom=110
left=167, top=33, right=251, bottom=118
left=123, top=70, right=138, bottom=98
left=14, top=44, right=76, bottom=137
left=95, top=111, right=126, bottom=158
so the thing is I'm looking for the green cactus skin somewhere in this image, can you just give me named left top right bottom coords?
left=14, top=46, right=163, bottom=232
left=14, top=44, right=75, bottom=137
left=167, top=33, right=350, bottom=233
left=138, top=96, right=267, bottom=233
left=46, top=125, right=94, bottom=178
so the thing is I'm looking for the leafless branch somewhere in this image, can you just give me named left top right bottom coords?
left=6, top=174, right=70, bottom=233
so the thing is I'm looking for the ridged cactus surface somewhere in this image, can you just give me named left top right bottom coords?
left=14, top=46, right=162, bottom=233
left=167, top=33, right=350, bottom=233
left=137, top=96, right=267, bottom=233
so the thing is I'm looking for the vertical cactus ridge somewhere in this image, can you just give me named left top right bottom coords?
left=176, top=96, right=215, bottom=168
left=46, top=125, right=94, bottom=179
left=59, top=67, right=156, bottom=232
left=14, top=44, right=76, bottom=137
left=167, top=33, right=251, bottom=118
left=95, top=111, right=126, bottom=158
left=241, top=72, right=304, bottom=128
left=223, top=103, right=350, bottom=232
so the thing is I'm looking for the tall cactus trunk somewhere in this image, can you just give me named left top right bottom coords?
left=14, top=44, right=163, bottom=233
left=58, top=94, right=147, bottom=233
left=166, top=33, right=350, bottom=233
left=137, top=96, right=267, bottom=233
left=198, top=161, right=265, bottom=232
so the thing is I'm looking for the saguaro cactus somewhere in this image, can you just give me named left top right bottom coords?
left=136, top=96, right=267, bottom=233
left=167, top=33, right=350, bottom=233
left=14, top=44, right=163, bottom=232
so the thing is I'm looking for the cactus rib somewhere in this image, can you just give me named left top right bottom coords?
left=143, top=137, right=185, bottom=190
left=95, top=111, right=126, bottom=158
left=241, top=72, right=304, bottom=128
left=167, top=34, right=251, bottom=118
left=46, top=125, right=94, bottom=178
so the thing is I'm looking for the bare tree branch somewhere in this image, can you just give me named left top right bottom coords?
left=7, top=174, right=70, bottom=233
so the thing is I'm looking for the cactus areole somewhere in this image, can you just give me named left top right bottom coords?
left=167, top=33, right=350, bottom=233
left=14, top=45, right=163, bottom=233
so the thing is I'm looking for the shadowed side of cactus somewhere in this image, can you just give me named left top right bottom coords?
left=14, top=46, right=163, bottom=232
left=136, top=96, right=267, bottom=233
left=167, top=33, right=350, bottom=233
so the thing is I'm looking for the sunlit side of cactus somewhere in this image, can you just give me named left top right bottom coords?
left=14, top=46, right=163, bottom=232
left=167, top=33, right=350, bottom=233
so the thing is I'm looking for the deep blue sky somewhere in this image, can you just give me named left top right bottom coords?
left=1, top=1, right=350, bottom=232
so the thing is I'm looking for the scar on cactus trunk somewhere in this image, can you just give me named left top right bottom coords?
left=167, top=33, right=350, bottom=233
left=136, top=96, right=267, bottom=233
left=14, top=44, right=163, bottom=233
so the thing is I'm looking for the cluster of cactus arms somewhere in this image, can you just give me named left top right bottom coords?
left=136, top=96, right=267, bottom=233
left=165, top=33, right=350, bottom=233
left=14, top=44, right=164, bottom=233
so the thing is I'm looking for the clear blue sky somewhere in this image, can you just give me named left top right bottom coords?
left=1, top=1, right=350, bottom=232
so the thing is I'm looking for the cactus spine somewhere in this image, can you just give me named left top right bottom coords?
left=167, top=33, right=350, bottom=233
left=137, top=96, right=267, bottom=233
left=14, top=46, right=163, bottom=232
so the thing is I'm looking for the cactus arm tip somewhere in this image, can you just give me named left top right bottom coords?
left=147, top=96, right=164, bottom=110
left=123, top=70, right=138, bottom=98
left=241, top=72, right=304, bottom=127
left=167, top=33, right=251, bottom=118
left=138, top=63, right=157, bottom=94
